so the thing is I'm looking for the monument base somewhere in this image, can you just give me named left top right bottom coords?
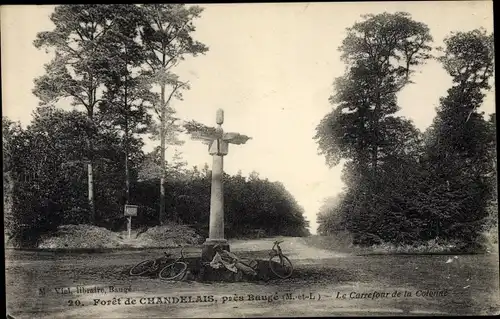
left=201, top=238, right=230, bottom=262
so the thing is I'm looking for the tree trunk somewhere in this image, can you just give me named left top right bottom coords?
left=87, top=82, right=96, bottom=224
left=125, top=140, right=130, bottom=205
left=87, top=129, right=95, bottom=224
left=357, top=109, right=370, bottom=178
left=124, top=119, right=130, bottom=205
left=87, top=155, right=95, bottom=223
left=124, top=70, right=130, bottom=205
left=371, top=89, right=381, bottom=177
left=372, top=146, right=378, bottom=173
left=159, top=83, right=166, bottom=225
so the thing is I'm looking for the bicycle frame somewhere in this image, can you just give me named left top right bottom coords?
left=268, top=240, right=293, bottom=279
left=154, top=249, right=185, bottom=271
left=149, top=253, right=171, bottom=271
left=158, top=258, right=188, bottom=281
left=174, top=248, right=186, bottom=262
left=270, top=241, right=284, bottom=258
left=153, top=248, right=184, bottom=268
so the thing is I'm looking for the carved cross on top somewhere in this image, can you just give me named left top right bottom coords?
left=185, top=109, right=251, bottom=156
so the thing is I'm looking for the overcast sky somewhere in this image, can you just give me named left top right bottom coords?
left=2, top=2, right=495, bottom=233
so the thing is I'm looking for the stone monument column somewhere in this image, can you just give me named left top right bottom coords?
left=186, top=109, right=251, bottom=261
left=209, top=154, right=224, bottom=240
left=202, top=112, right=230, bottom=260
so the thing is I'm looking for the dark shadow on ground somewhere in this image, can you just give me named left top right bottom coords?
left=123, top=255, right=297, bottom=283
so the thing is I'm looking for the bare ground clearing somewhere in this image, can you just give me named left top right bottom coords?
left=6, top=237, right=500, bottom=318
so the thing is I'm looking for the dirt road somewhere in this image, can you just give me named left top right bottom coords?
left=231, top=237, right=348, bottom=260
left=6, top=237, right=500, bottom=318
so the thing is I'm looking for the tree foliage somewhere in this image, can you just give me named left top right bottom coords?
left=4, top=108, right=142, bottom=244
left=139, top=4, right=209, bottom=223
left=32, top=5, right=118, bottom=112
left=131, top=169, right=310, bottom=238
left=32, top=5, right=125, bottom=222
left=32, top=4, right=209, bottom=224
left=314, top=12, right=432, bottom=195
left=315, top=15, right=496, bottom=250
left=422, top=29, right=495, bottom=244
left=96, top=5, right=154, bottom=203
left=4, top=109, right=309, bottom=246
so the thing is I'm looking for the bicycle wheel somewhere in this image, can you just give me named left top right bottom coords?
left=269, top=255, right=293, bottom=279
left=158, top=261, right=188, bottom=280
left=130, top=259, right=156, bottom=276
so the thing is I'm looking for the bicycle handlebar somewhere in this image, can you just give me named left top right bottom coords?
left=274, top=240, right=284, bottom=245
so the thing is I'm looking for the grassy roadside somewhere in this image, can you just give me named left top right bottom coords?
left=303, top=230, right=499, bottom=255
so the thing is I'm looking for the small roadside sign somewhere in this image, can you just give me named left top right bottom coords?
left=124, top=204, right=138, bottom=217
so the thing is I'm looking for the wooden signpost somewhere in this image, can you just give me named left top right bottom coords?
left=124, top=204, right=138, bottom=239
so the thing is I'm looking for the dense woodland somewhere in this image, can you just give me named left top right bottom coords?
left=2, top=108, right=309, bottom=244
left=314, top=13, right=497, bottom=250
left=3, top=7, right=496, bottom=250
left=3, top=4, right=310, bottom=246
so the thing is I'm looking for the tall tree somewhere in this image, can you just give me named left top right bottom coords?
left=315, top=12, right=432, bottom=180
left=423, top=29, right=495, bottom=243
left=314, top=12, right=433, bottom=244
left=140, top=4, right=209, bottom=224
left=32, top=5, right=120, bottom=223
left=98, top=5, right=154, bottom=205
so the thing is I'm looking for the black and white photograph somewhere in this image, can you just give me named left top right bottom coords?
left=3, top=2, right=498, bottom=318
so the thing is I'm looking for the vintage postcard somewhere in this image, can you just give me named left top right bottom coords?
left=3, top=2, right=498, bottom=318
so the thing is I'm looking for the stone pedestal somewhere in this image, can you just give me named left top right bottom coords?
left=201, top=239, right=229, bottom=262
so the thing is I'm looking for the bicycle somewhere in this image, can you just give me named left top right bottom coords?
left=129, top=251, right=174, bottom=277
left=268, top=240, right=293, bottom=279
left=158, top=248, right=188, bottom=281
